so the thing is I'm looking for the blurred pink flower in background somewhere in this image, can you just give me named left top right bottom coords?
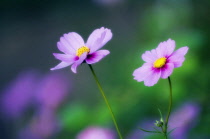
left=35, top=72, right=71, bottom=110
left=51, top=27, right=112, bottom=73
left=0, top=71, right=39, bottom=118
left=169, top=102, right=200, bottom=139
left=133, top=39, right=189, bottom=86
left=1, top=70, right=71, bottom=118
left=19, top=109, right=60, bottom=139
left=76, top=126, right=116, bottom=139
left=0, top=70, right=72, bottom=139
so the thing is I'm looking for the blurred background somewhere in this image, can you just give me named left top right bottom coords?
left=0, top=0, right=210, bottom=138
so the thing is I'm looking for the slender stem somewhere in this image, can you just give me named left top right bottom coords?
left=164, top=77, right=173, bottom=139
left=88, top=64, right=123, bottom=139
left=164, top=134, right=167, bottom=139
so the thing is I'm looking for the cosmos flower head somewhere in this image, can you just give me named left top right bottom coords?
left=51, top=27, right=112, bottom=73
left=133, top=39, right=189, bottom=86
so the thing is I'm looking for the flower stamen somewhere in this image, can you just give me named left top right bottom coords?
left=154, top=57, right=167, bottom=68
left=76, top=46, right=90, bottom=57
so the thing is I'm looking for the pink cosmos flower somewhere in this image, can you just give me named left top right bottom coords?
left=133, top=39, right=189, bottom=86
left=51, top=27, right=112, bottom=73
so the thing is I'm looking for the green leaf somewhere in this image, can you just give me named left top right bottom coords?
left=158, top=108, right=164, bottom=122
left=167, top=127, right=177, bottom=135
left=138, top=127, right=161, bottom=134
left=153, top=127, right=162, bottom=133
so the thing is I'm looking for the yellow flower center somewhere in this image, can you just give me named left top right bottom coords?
left=153, top=57, right=167, bottom=68
left=76, top=46, right=90, bottom=57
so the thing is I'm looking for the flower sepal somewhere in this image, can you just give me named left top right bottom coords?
left=154, top=108, right=164, bottom=128
left=154, top=119, right=164, bottom=128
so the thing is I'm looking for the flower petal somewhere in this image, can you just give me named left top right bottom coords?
left=71, top=53, right=87, bottom=73
left=156, top=42, right=167, bottom=58
left=59, top=37, right=78, bottom=54
left=57, top=42, right=74, bottom=55
left=61, top=32, right=85, bottom=52
left=86, top=27, right=112, bottom=53
left=53, top=53, right=76, bottom=63
left=57, top=32, right=84, bottom=55
left=168, top=46, right=189, bottom=68
left=156, top=39, right=175, bottom=58
left=50, top=62, right=71, bottom=70
left=86, top=50, right=110, bottom=64
left=142, top=49, right=158, bottom=63
left=166, top=39, right=175, bottom=56
left=161, top=63, right=174, bottom=79
left=144, top=69, right=161, bottom=86
left=133, top=63, right=153, bottom=82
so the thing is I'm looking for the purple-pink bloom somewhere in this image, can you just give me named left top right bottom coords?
left=133, top=39, right=189, bottom=86
left=0, top=71, right=39, bottom=118
left=19, top=109, right=60, bottom=139
left=169, top=102, right=200, bottom=139
left=76, top=126, right=116, bottom=139
left=35, top=72, right=71, bottom=110
left=51, top=27, right=112, bottom=73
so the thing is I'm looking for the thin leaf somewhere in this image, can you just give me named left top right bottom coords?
left=154, top=127, right=165, bottom=136
left=158, top=108, right=163, bottom=122
left=153, top=127, right=162, bottom=133
left=167, top=127, right=177, bottom=135
left=138, top=127, right=161, bottom=134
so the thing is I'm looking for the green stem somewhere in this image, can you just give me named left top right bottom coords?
left=88, top=64, right=123, bottom=139
left=164, top=77, right=173, bottom=139
left=164, top=134, right=167, bottom=139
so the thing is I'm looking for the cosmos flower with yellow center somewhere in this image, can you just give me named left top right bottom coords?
left=51, top=27, right=112, bottom=73
left=133, top=39, right=189, bottom=86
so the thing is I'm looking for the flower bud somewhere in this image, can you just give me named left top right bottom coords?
left=154, top=120, right=163, bottom=127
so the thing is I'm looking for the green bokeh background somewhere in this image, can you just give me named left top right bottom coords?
left=1, top=0, right=210, bottom=138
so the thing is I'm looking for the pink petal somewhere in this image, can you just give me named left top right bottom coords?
left=133, top=63, right=153, bottom=82
left=86, top=50, right=110, bottom=64
left=58, top=32, right=84, bottom=55
left=64, top=32, right=85, bottom=50
left=142, top=49, right=158, bottom=63
left=156, top=39, right=175, bottom=58
left=86, top=27, right=112, bottom=53
left=50, top=62, right=71, bottom=70
left=160, top=63, right=174, bottom=79
left=166, top=39, right=175, bottom=56
left=71, top=53, right=87, bottom=73
left=156, top=42, right=168, bottom=58
left=59, top=37, right=76, bottom=54
left=168, top=46, right=189, bottom=68
left=144, top=69, right=161, bottom=86
left=57, top=42, right=74, bottom=55
left=53, top=53, right=76, bottom=63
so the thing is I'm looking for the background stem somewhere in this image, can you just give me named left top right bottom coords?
left=88, top=64, right=123, bottom=139
left=164, top=77, right=173, bottom=138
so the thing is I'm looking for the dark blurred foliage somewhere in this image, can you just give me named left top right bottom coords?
left=1, top=0, right=210, bottom=138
